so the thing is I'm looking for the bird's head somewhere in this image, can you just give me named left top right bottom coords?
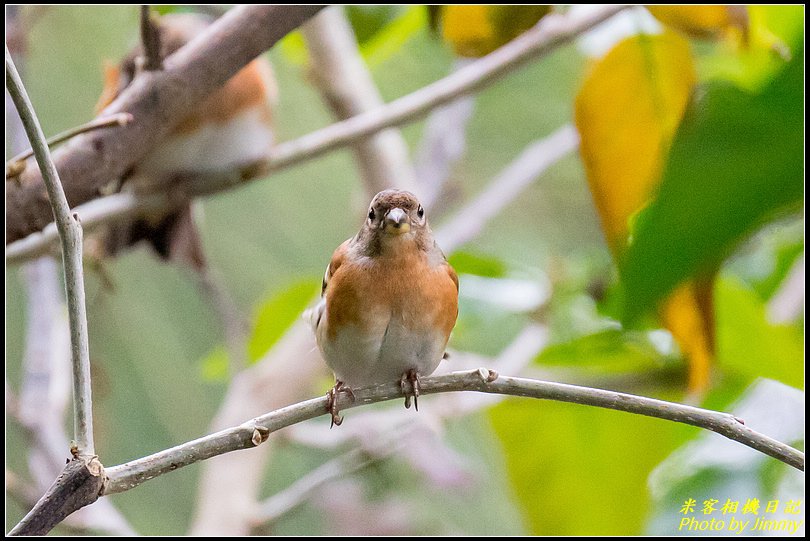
left=359, top=189, right=431, bottom=254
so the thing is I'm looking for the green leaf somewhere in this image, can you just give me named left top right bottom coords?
left=248, top=278, right=320, bottom=363
left=345, top=6, right=407, bottom=44
left=750, top=233, right=804, bottom=301
left=279, top=6, right=425, bottom=68
left=714, top=276, right=804, bottom=388
left=490, top=398, right=682, bottom=535
left=621, top=35, right=803, bottom=322
left=199, top=345, right=229, bottom=383
left=152, top=5, right=197, bottom=16
left=535, top=329, right=674, bottom=373
left=447, top=251, right=507, bottom=278
left=698, top=5, right=805, bottom=91
left=356, top=6, right=427, bottom=67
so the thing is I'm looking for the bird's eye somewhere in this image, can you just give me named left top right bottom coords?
left=368, top=209, right=376, bottom=221
left=417, top=205, right=424, bottom=219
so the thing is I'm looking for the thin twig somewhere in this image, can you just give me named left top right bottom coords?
left=252, top=431, right=408, bottom=526
left=301, top=6, right=418, bottom=197
left=188, top=322, right=324, bottom=535
left=6, top=113, right=133, bottom=178
left=5, top=4, right=625, bottom=246
left=11, top=259, right=138, bottom=536
left=139, top=5, right=163, bottom=71
left=413, top=92, right=476, bottom=211
left=262, top=6, right=624, bottom=174
left=435, top=124, right=579, bottom=253
left=6, top=46, right=95, bottom=456
left=103, top=369, right=803, bottom=496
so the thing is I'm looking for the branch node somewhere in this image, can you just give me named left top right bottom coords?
left=251, top=426, right=271, bottom=446
left=9, top=456, right=105, bottom=536
left=477, top=367, right=499, bottom=383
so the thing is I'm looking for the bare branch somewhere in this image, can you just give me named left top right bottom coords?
left=103, top=369, right=803, bottom=497
left=5, top=5, right=325, bottom=244
left=11, top=258, right=139, bottom=536
left=5, top=4, right=624, bottom=248
left=6, top=113, right=133, bottom=179
left=252, top=430, right=406, bottom=526
left=8, top=457, right=104, bottom=536
left=6, top=46, right=95, bottom=456
left=139, top=5, right=163, bottom=71
left=413, top=92, right=476, bottom=210
left=188, top=323, right=324, bottom=535
left=302, top=6, right=418, bottom=197
left=262, top=6, right=624, bottom=178
left=435, top=124, right=579, bottom=253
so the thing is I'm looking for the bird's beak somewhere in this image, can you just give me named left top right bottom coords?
left=384, top=208, right=410, bottom=234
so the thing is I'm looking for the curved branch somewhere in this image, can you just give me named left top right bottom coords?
left=5, top=4, right=626, bottom=255
left=5, top=5, right=325, bottom=244
left=103, top=369, right=804, bottom=496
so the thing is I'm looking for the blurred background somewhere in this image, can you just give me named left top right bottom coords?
left=5, top=5, right=804, bottom=535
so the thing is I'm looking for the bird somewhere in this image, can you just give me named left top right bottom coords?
left=311, top=189, right=459, bottom=427
left=93, top=12, right=277, bottom=265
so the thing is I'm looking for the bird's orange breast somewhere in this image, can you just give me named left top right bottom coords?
left=325, top=243, right=458, bottom=343
left=173, top=59, right=275, bottom=135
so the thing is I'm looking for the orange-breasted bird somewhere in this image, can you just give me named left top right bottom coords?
left=311, top=189, right=459, bottom=426
left=94, top=12, right=276, bottom=263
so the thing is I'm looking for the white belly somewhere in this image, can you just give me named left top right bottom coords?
left=318, top=310, right=447, bottom=388
left=138, top=107, right=273, bottom=177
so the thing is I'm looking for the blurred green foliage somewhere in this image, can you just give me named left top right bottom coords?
left=247, top=277, right=320, bottom=363
left=622, top=12, right=804, bottom=322
left=5, top=5, right=804, bottom=536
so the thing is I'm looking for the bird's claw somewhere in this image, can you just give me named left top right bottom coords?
left=326, top=381, right=354, bottom=428
left=400, top=369, right=421, bottom=411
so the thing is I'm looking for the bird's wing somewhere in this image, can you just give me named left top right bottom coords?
left=443, top=260, right=459, bottom=292
left=321, top=238, right=352, bottom=297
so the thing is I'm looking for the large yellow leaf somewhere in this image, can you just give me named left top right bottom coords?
left=575, top=32, right=696, bottom=252
left=575, top=33, right=715, bottom=392
left=441, top=5, right=551, bottom=58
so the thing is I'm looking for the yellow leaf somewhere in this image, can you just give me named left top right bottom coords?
left=575, top=32, right=696, bottom=253
left=442, top=5, right=551, bottom=58
left=575, top=33, right=713, bottom=392
left=661, top=279, right=715, bottom=393
left=647, top=5, right=749, bottom=42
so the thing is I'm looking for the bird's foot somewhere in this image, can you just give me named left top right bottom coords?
left=400, top=369, right=421, bottom=411
left=326, top=380, right=354, bottom=428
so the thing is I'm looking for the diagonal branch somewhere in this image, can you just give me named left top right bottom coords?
left=5, top=4, right=626, bottom=249
left=5, top=5, right=325, bottom=244
left=6, top=46, right=95, bottom=456
left=5, top=113, right=132, bottom=179
left=301, top=6, right=419, bottom=197
left=435, top=124, right=579, bottom=253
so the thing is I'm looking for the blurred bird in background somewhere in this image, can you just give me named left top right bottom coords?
left=93, top=11, right=277, bottom=269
